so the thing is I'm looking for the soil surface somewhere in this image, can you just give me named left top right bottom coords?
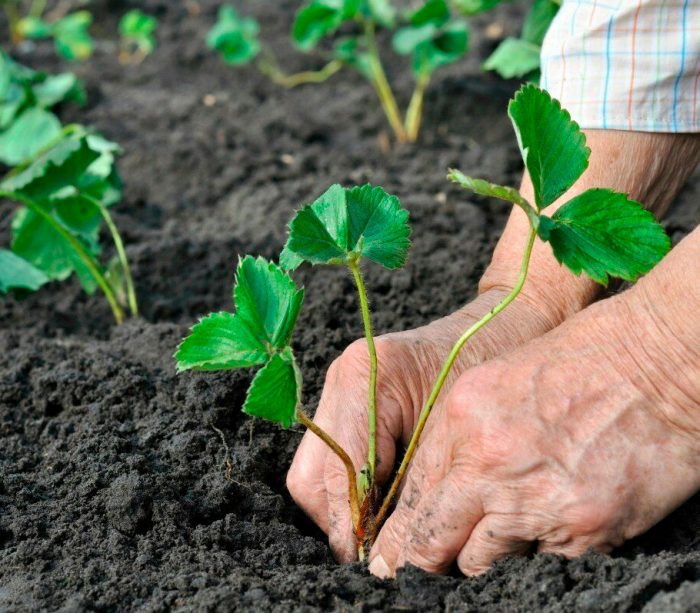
left=1, top=1, right=699, bottom=611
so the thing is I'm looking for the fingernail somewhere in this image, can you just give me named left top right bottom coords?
left=369, top=554, right=391, bottom=579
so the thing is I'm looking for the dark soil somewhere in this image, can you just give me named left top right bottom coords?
left=1, top=1, right=699, bottom=610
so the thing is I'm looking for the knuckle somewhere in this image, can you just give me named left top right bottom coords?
left=286, top=461, right=309, bottom=503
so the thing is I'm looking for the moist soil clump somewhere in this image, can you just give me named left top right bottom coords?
left=1, top=1, right=699, bottom=610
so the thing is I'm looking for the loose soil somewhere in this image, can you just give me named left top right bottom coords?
left=1, top=1, right=699, bottom=610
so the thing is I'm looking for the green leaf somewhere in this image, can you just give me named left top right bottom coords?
left=1, top=132, right=100, bottom=202
left=234, top=256, right=305, bottom=349
left=52, top=12, right=94, bottom=61
left=10, top=196, right=101, bottom=286
left=79, top=134, right=123, bottom=206
left=0, top=107, right=61, bottom=166
left=416, top=21, right=468, bottom=73
left=393, top=23, right=439, bottom=55
left=0, top=249, right=49, bottom=294
left=483, top=38, right=541, bottom=79
left=366, top=0, right=396, bottom=27
left=33, top=73, right=86, bottom=108
left=537, top=189, right=671, bottom=284
left=206, top=5, right=260, bottom=65
left=175, top=312, right=268, bottom=372
left=452, top=0, right=506, bottom=15
left=508, top=85, right=590, bottom=210
left=409, top=0, right=450, bottom=26
left=522, top=0, right=559, bottom=46
left=345, top=184, right=411, bottom=268
left=281, top=183, right=411, bottom=270
left=292, top=0, right=346, bottom=51
left=17, top=16, right=52, bottom=38
left=0, top=83, right=27, bottom=130
left=242, top=352, right=300, bottom=428
left=2, top=133, right=118, bottom=291
left=394, top=1, right=468, bottom=75
left=334, top=37, right=373, bottom=80
left=119, top=9, right=158, bottom=56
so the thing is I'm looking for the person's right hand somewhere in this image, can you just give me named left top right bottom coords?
left=286, top=287, right=564, bottom=562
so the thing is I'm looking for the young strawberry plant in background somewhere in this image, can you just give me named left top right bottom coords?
left=206, top=1, right=470, bottom=143
left=119, top=9, right=158, bottom=64
left=482, top=0, right=559, bottom=80
left=175, top=85, right=670, bottom=562
left=0, top=51, right=85, bottom=165
left=3, top=0, right=94, bottom=61
left=0, top=126, right=138, bottom=323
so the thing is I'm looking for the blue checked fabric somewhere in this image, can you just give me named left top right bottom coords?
left=540, top=0, right=700, bottom=132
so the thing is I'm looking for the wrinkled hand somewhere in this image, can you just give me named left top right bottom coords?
left=287, top=288, right=558, bottom=561
left=368, top=278, right=700, bottom=577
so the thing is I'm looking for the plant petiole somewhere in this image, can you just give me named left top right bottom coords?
left=257, top=56, right=344, bottom=88
left=348, top=257, right=378, bottom=487
left=361, top=19, right=408, bottom=144
left=404, top=71, right=430, bottom=143
left=295, top=407, right=365, bottom=560
left=3, top=1, right=21, bottom=43
left=372, top=223, right=538, bottom=538
left=84, top=194, right=139, bottom=317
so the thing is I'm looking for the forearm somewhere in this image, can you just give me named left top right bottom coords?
left=479, top=130, right=700, bottom=326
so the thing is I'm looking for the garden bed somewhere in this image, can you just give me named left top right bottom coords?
left=1, top=0, right=699, bottom=610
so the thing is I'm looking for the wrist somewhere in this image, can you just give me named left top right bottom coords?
left=618, top=233, right=700, bottom=443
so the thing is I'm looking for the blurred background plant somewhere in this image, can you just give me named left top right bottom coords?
left=1, top=0, right=94, bottom=60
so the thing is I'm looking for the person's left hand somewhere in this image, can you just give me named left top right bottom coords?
left=368, top=275, right=700, bottom=577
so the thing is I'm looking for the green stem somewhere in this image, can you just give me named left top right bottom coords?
left=0, top=190, right=125, bottom=324
left=348, top=259, right=378, bottom=483
left=29, top=0, right=46, bottom=18
left=83, top=194, right=138, bottom=317
left=4, top=1, right=21, bottom=43
left=362, top=20, right=408, bottom=144
left=372, top=226, right=539, bottom=537
left=257, top=57, right=344, bottom=88
left=404, top=72, right=430, bottom=143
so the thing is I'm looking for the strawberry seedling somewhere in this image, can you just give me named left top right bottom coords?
left=0, top=126, right=138, bottom=323
left=3, top=1, right=94, bottom=61
left=175, top=85, right=670, bottom=562
left=206, top=1, right=471, bottom=143
left=176, top=185, right=410, bottom=557
left=119, top=9, right=158, bottom=64
left=482, top=0, right=559, bottom=80
left=0, top=52, right=86, bottom=165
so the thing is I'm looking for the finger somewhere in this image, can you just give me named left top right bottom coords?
left=395, top=471, right=483, bottom=575
left=287, top=353, right=369, bottom=535
left=537, top=536, right=614, bottom=557
left=368, top=438, right=452, bottom=577
left=456, top=514, right=533, bottom=576
left=287, top=430, right=331, bottom=532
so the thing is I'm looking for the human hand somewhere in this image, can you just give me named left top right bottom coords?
left=286, top=287, right=561, bottom=562
left=368, top=235, right=700, bottom=576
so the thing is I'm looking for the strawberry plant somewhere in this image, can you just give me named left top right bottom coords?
left=206, top=1, right=471, bottom=143
left=482, top=0, right=559, bottom=80
left=0, top=52, right=85, bottom=165
left=3, top=1, right=94, bottom=61
left=0, top=126, right=138, bottom=323
left=175, top=85, right=670, bottom=560
left=119, top=9, right=158, bottom=64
